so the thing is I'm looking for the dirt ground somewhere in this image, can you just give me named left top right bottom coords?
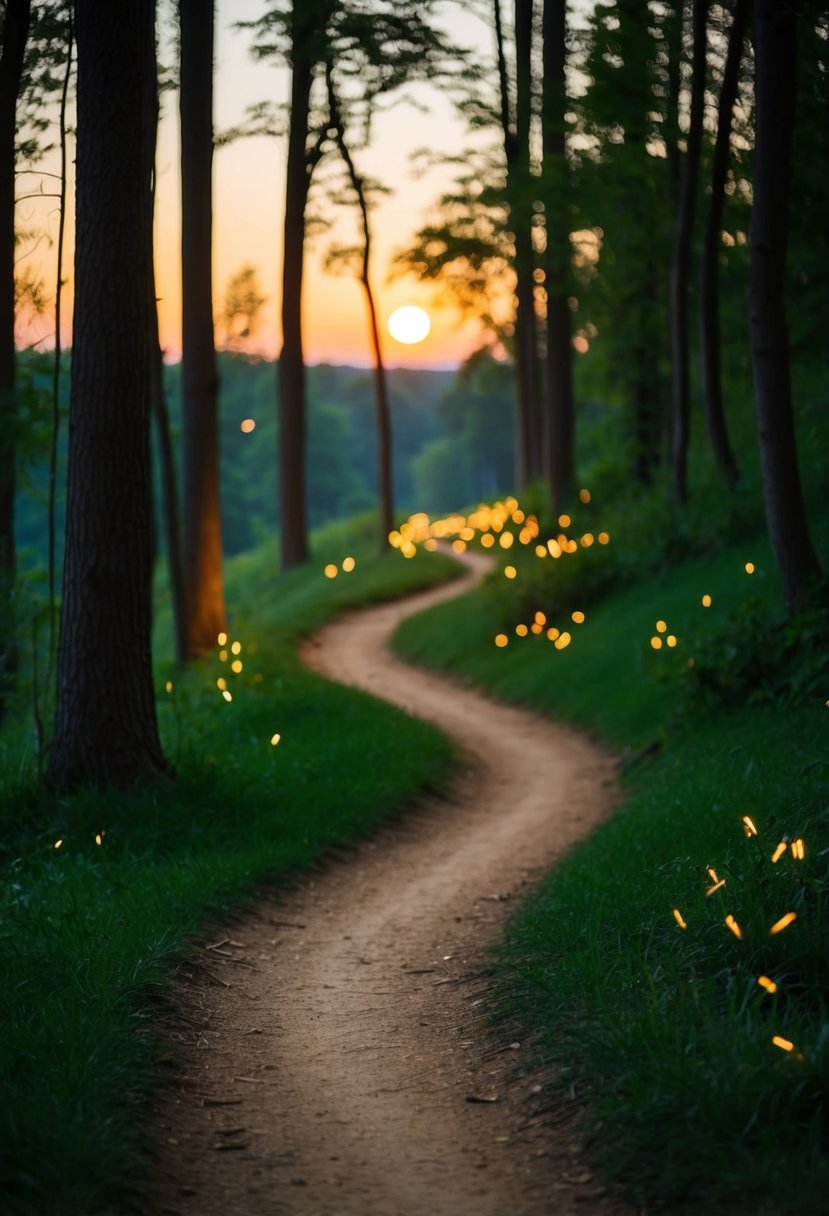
left=147, top=551, right=631, bottom=1216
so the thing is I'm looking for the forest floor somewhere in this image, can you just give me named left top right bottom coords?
left=147, top=551, right=633, bottom=1216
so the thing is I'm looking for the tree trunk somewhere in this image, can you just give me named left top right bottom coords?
left=0, top=0, right=31, bottom=702
left=493, top=0, right=535, bottom=490
left=542, top=0, right=573, bottom=514
left=513, top=0, right=540, bottom=485
left=278, top=4, right=315, bottom=571
left=180, top=0, right=225, bottom=655
left=151, top=317, right=188, bottom=666
left=749, top=0, right=820, bottom=614
left=325, top=67, right=395, bottom=550
left=49, top=0, right=166, bottom=789
left=670, top=0, right=707, bottom=503
left=699, top=0, right=748, bottom=486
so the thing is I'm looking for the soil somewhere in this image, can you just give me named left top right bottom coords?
left=147, top=550, right=630, bottom=1216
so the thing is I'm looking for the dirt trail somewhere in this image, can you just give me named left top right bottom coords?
left=150, top=551, right=627, bottom=1216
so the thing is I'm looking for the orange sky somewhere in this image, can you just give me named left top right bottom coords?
left=16, top=2, right=496, bottom=370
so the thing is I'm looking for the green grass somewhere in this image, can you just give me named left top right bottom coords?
left=0, top=523, right=461, bottom=1216
left=393, top=528, right=829, bottom=1214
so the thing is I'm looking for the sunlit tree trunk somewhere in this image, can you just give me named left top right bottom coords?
left=670, top=0, right=707, bottom=503
left=49, top=0, right=165, bottom=789
left=542, top=0, right=573, bottom=514
left=180, top=0, right=225, bottom=654
left=0, top=0, right=31, bottom=705
left=749, top=0, right=820, bottom=613
left=699, top=0, right=748, bottom=486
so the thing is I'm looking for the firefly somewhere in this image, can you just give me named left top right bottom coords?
left=758, top=975, right=778, bottom=995
left=769, top=912, right=797, bottom=936
left=742, top=815, right=758, bottom=837
left=702, top=593, right=712, bottom=607
left=770, top=841, right=788, bottom=864
left=271, top=733, right=281, bottom=746
left=725, top=915, right=743, bottom=939
left=673, top=908, right=687, bottom=929
left=342, top=556, right=356, bottom=572
left=791, top=839, right=805, bottom=860
left=495, top=634, right=509, bottom=648
left=772, top=1035, right=794, bottom=1053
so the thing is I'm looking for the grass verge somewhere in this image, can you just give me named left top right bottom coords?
left=0, top=524, right=460, bottom=1216
left=393, top=529, right=829, bottom=1214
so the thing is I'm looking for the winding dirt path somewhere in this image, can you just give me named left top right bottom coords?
left=150, top=552, right=627, bottom=1216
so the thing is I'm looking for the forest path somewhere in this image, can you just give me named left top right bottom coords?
left=150, top=550, right=628, bottom=1216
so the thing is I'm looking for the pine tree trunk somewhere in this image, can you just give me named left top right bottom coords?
left=670, top=0, right=707, bottom=503
left=542, top=0, right=574, bottom=514
left=278, top=6, right=314, bottom=571
left=180, top=0, right=225, bottom=655
left=49, top=0, right=166, bottom=789
left=699, top=0, right=748, bottom=486
left=749, top=0, right=820, bottom=614
left=0, top=0, right=31, bottom=701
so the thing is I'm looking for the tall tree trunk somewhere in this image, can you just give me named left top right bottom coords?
left=670, top=0, right=707, bottom=503
left=542, top=0, right=573, bottom=514
left=749, top=0, right=820, bottom=614
left=699, top=0, right=748, bottom=486
left=326, top=68, right=394, bottom=550
left=513, top=0, right=540, bottom=485
left=179, top=0, right=225, bottom=654
left=493, top=0, right=535, bottom=490
left=278, top=4, right=315, bottom=571
left=151, top=305, right=187, bottom=665
left=49, top=0, right=166, bottom=789
left=0, top=0, right=31, bottom=705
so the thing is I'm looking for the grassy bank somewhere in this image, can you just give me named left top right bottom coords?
left=393, top=516, right=829, bottom=1214
left=0, top=524, right=460, bottom=1216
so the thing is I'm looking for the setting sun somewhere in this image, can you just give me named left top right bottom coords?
left=387, top=305, right=431, bottom=345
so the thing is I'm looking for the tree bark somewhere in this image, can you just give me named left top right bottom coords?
left=542, top=0, right=573, bottom=514
left=278, top=3, right=315, bottom=571
left=0, top=0, right=31, bottom=700
left=180, top=0, right=225, bottom=655
left=513, top=0, right=540, bottom=486
left=699, top=0, right=748, bottom=486
left=749, top=0, right=820, bottom=613
left=670, top=0, right=707, bottom=503
left=49, top=0, right=166, bottom=789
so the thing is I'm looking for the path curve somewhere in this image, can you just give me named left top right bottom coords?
left=150, top=551, right=627, bottom=1216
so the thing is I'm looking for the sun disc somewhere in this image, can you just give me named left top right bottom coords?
left=387, top=305, right=431, bottom=345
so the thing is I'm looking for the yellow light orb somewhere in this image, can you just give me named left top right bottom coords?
left=504, top=565, right=517, bottom=579
left=481, top=533, right=495, bottom=548
left=495, top=633, right=509, bottom=648
left=217, top=631, right=228, bottom=646
left=231, top=641, right=242, bottom=655
left=342, top=556, right=356, bottom=572
left=387, top=304, right=431, bottom=344
left=271, top=733, right=281, bottom=746
left=579, top=488, right=591, bottom=504
left=324, top=564, right=338, bottom=579
left=516, top=623, right=529, bottom=637
left=745, top=561, right=755, bottom=574
left=656, top=619, right=667, bottom=633
left=702, top=593, right=712, bottom=607
left=572, top=610, right=585, bottom=624
left=650, top=636, right=663, bottom=650
left=231, top=659, right=243, bottom=674
left=240, top=418, right=256, bottom=433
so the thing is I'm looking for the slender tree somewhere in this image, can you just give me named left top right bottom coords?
left=669, top=0, right=708, bottom=502
left=180, top=0, right=225, bottom=652
left=277, top=1, right=321, bottom=569
left=699, top=0, right=749, bottom=486
left=49, top=0, right=165, bottom=788
left=748, top=0, right=820, bottom=613
left=325, top=64, right=394, bottom=550
left=0, top=0, right=31, bottom=703
left=542, top=0, right=573, bottom=512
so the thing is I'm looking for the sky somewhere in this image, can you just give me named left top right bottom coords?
left=17, top=1, right=500, bottom=370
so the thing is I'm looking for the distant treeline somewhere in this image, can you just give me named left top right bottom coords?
left=13, top=350, right=517, bottom=567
